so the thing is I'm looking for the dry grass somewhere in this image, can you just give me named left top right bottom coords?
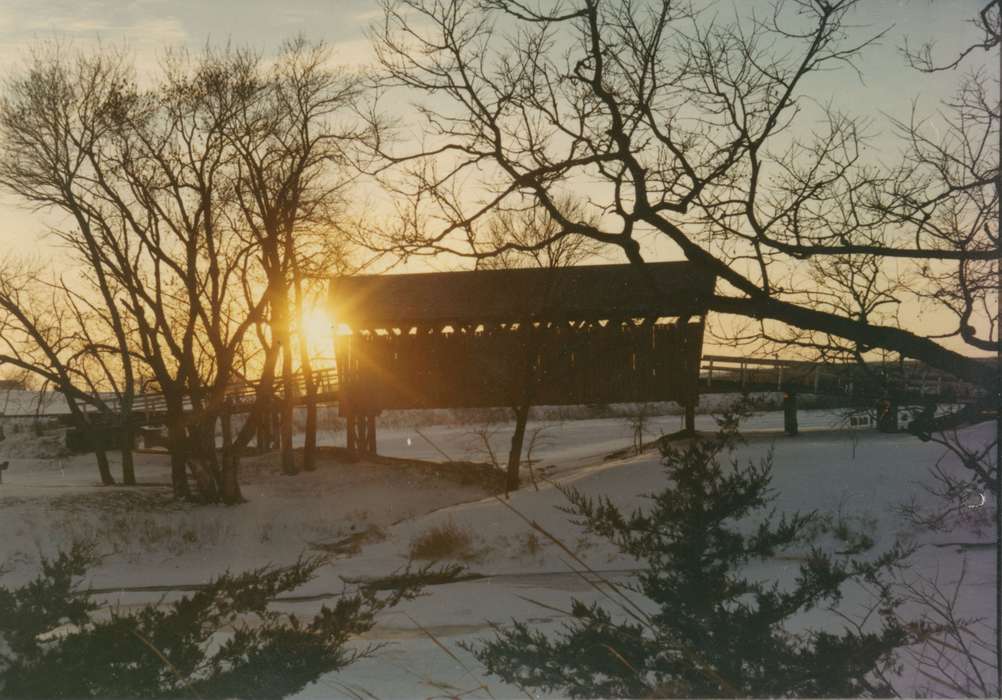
left=48, top=511, right=234, bottom=561
left=409, top=519, right=477, bottom=561
left=522, top=531, right=543, bottom=557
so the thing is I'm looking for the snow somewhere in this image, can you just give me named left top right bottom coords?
left=0, top=404, right=995, bottom=698
left=0, top=389, right=73, bottom=417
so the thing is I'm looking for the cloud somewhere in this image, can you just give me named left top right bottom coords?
left=352, top=8, right=384, bottom=22
left=328, top=36, right=376, bottom=68
left=0, top=2, right=188, bottom=79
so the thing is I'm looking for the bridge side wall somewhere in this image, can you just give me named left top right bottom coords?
left=336, top=319, right=705, bottom=414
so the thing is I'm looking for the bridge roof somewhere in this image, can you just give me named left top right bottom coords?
left=329, top=261, right=715, bottom=329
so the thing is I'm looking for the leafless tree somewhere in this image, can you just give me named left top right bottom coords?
left=473, top=196, right=600, bottom=492
left=0, top=41, right=368, bottom=502
left=366, top=0, right=996, bottom=391
left=368, top=2, right=1001, bottom=691
left=901, top=560, right=997, bottom=698
left=224, top=36, right=374, bottom=475
left=897, top=3, right=1001, bottom=689
left=0, top=259, right=121, bottom=484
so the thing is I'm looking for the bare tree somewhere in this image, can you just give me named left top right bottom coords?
left=2, top=45, right=268, bottom=503
left=474, top=196, right=600, bottom=492
left=367, top=0, right=996, bottom=388
left=0, top=259, right=120, bottom=484
left=897, top=2, right=1001, bottom=689
left=901, top=560, right=997, bottom=698
left=225, top=37, right=373, bottom=475
left=0, top=41, right=372, bottom=502
left=368, top=2, right=1000, bottom=691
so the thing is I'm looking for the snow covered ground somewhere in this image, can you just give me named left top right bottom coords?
left=0, top=406, right=995, bottom=698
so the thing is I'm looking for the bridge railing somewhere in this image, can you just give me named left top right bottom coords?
left=699, top=355, right=981, bottom=400
left=85, top=367, right=340, bottom=421
left=701, top=355, right=844, bottom=393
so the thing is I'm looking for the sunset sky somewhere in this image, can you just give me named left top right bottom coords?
left=0, top=1, right=991, bottom=274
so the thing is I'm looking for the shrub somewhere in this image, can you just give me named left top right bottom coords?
left=0, top=543, right=447, bottom=698
left=471, top=411, right=912, bottom=698
left=521, top=531, right=542, bottom=557
left=409, top=519, right=477, bottom=561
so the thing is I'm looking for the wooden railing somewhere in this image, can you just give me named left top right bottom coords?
left=27, top=353, right=986, bottom=424
left=699, top=355, right=982, bottom=400
left=85, top=367, right=340, bottom=421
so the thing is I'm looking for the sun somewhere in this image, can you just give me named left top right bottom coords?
left=300, top=307, right=335, bottom=359
left=301, top=307, right=331, bottom=340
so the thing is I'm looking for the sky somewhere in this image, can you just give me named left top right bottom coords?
left=0, top=0, right=993, bottom=354
left=0, top=1, right=988, bottom=232
left=0, top=0, right=989, bottom=250
left=0, top=0, right=382, bottom=251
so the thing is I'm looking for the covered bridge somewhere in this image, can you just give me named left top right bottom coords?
left=328, top=261, right=715, bottom=452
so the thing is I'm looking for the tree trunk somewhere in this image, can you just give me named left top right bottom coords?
left=365, top=414, right=377, bottom=454
left=272, top=408, right=281, bottom=450
left=256, top=393, right=273, bottom=451
left=506, top=404, right=530, bottom=494
left=120, top=422, right=136, bottom=485
left=346, top=413, right=356, bottom=452
left=169, top=449, right=189, bottom=500
left=506, top=321, right=540, bottom=495
left=304, top=392, right=318, bottom=470
left=219, top=409, right=243, bottom=504
left=220, top=453, right=243, bottom=504
left=291, top=253, right=318, bottom=471
left=120, top=443, right=136, bottom=485
left=280, top=341, right=297, bottom=475
left=269, top=269, right=298, bottom=475
left=188, top=418, right=221, bottom=503
left=95, top=446, right=115, bottom=486
left=166, top=416, right=190, bottom=500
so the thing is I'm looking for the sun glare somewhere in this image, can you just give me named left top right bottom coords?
left=300, top=307, right=335, bottom=361
left=302, top=307, right=331, bottom=340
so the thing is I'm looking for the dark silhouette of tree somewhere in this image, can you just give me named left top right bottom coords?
left=366, top=0, right=997, bottom=392
left=369, top=5, right=998, bottom=687
left=0, top=543, right=456, bottom=698
left=0, top=260, right=124, bottom=485
left=475, top=196, right=601, bottom=492
left=223, top=37, right=372, bottom=475
left=0, top=41, right=368, bottom=502
left=472, top=413, right=911, bottom=697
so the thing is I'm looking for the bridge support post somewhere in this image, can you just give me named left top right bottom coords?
left=783, top=391, right=798, bottom=436
left=684, top=403, right=696, bottom=434
left=271, top=409, right=281, bottom=450
left=365, top=415, right=377, bottom=454
left=346, top=414, right=357, bottom=452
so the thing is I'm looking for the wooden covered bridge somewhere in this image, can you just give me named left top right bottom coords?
left=329, top=261, right=715, bottom=452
